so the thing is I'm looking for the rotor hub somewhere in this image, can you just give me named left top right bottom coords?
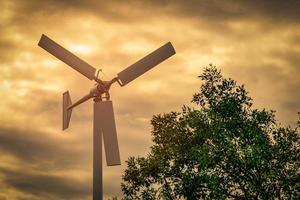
left=90, top=80, right=112, bottom=101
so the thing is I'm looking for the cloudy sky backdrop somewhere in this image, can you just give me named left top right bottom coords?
left=0, top=0, right=299, bottom=199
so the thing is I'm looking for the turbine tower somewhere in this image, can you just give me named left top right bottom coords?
left=38, top=34, right=176, bottom=200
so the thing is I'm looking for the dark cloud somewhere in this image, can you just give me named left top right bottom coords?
left=154, top=0, right=300, bottom=25
left=0, top=127, right=89, bottom=171
left=0, top=127, right=92, bottom=199
left=10, top=0, right=300, bottom=26
left=0, top=167, right=91, bottom=200
left=10, top=0, right=144, bottom=26
left=241, top=0, right=300, bottom=24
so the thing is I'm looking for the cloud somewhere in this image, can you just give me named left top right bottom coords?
left=0, top=167, right=90, bottom=200
left=0, top=127, right=90, bottom=171
left=8, top=0, right=300, bottom=33
left=0, top=123, right=139, bottom=199
left=0, top=123, right=133, bottom=199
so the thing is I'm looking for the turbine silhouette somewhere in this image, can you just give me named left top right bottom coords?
left=38, top=34, right=176, bottom=200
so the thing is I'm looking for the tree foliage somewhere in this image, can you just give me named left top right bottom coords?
left=121, top=65, right=300, bottom=200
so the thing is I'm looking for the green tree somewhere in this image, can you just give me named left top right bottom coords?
left=121, top=66, right=300, bottom=200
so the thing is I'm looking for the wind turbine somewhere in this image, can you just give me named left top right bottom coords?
left=38, top=34, right=176, bottom=200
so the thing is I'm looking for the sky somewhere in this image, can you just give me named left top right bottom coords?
left=0, top=0, right=300, bottom=199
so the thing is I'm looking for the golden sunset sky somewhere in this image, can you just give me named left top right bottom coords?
left=0, top=0, right=299, bottom=199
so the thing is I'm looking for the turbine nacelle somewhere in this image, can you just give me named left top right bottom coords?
left=67, top=76, right=118, bottom=112
left=89, top=78, right=114, bottom=100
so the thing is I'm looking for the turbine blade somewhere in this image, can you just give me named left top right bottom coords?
left=94, top=100, right=121, bottom=166
left=63, top=91, right=72, bottom=130
left=38, top=34, right=96, bottom=80
left=117, top=42, right=176, bottom=86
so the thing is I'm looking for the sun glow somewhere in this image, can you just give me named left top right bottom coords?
left=67, top=44, right=94, bottom=55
